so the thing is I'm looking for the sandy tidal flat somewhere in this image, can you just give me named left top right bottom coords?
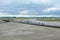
left=0, top=22, right=60, bottom=40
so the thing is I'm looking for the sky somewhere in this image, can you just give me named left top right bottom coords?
left=0, top=0, right=60, bottom=17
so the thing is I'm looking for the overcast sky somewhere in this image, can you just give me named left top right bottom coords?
left=0, top=0, right=60, bottom=17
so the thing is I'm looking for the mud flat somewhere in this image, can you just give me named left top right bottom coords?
left=0, top=22, right=60, bottom=40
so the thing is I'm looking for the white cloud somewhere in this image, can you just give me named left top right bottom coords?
left=19, top=10, right=29, bottom=15
left=0, top=10, right=59, bottom=17
left=54, top=3, right=60, bottom=7
left=0, top=13, right=11, bottom=17
left=0, top=0, right=59, bottom=17
left=0, top=13, right=9, bottom=15
left=0, top=0, right=53, bottom=5
left=43, top=7, right=60, bottom=13
left=29, top=0, right=52, bottom=4
left=16, top=15, right=57, bottom=17
left=0, top=15, right=58, bottom=17
left=0, top=10, right=57, bottom=17
left=0, top=9, right=9, bottom=15
left=13, top=0, right=52, bottom=4
left=18, top=9, right=39, bottom=15
left=0, top=0, right=13, bottom=5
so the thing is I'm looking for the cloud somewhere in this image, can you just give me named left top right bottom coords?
left=18, top=9, right=40, bottom=15
left=0, top=0, right=60, bottom=17
left=0, top=15, right=59, bottom=17
left=47, top=7, right=60, bottom=11
left=29, top=0, right=52, bottom=4
left=0, top=0, right=13, bottom=5
left=0, top=12, right=9, bottom=15
left=0, top=0, right=53, bottom=5
left=43, top=7, right=60, bottom=13
left=19, top=10, right=29, bottom=15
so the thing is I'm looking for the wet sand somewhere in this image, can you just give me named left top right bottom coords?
left=0, top=22, right=60, bottom=40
